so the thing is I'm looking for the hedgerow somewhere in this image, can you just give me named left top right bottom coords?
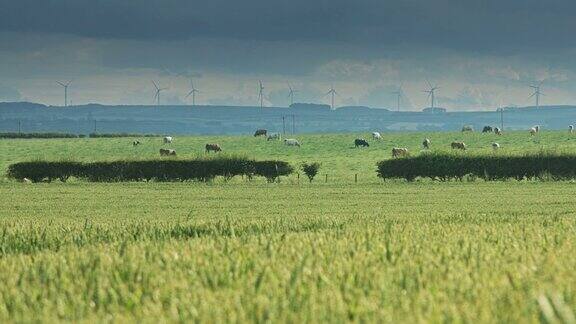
left=88, top=133, right=162, bottom=138
left=7, top=158, right=293, bottom=182
left=377, top=152, right=576, bottom=181
left=0, top=132, right=82, bottom=139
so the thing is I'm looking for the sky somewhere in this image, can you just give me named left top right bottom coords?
left=1, top=0, right=576, bottom=110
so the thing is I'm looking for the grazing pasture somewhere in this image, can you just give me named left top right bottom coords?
left=1, top=130, right=575, bottom=182
left=0, top=131, right=576, bottom=322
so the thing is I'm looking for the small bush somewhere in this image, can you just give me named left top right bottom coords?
left=253, top=161, right=294, bottom=182
left=301, top=162, right=321, bottom=182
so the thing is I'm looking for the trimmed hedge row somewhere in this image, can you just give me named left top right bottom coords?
left=88, top=133, right=161, bottom=138
left=0, top=132, right=84, bottom=139
left=377, top=152, right=576, bottom=181
left=7, top=158, right=293, bottom=183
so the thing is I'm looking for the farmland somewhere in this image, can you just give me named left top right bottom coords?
left=1, top=130, right=576, bottom=182
left=0, top=131, right=575, bottom=322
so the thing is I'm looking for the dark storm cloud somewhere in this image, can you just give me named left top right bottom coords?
left=2, top=0, right=576, bottom=53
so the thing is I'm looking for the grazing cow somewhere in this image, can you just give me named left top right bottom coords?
left=529, top=127, right=537, bottom=136
left=159, top=148, right=176, bottom=156
left=254, top=129, right=267, bottom=137
left=205, top=143, right=222, bottom=153
left=494, top=127, right=502, bottom=135
left=451, top=141, right=467, bottom=150
left=482, top=126, right=493, bottom=133
left=355, top=138, right=370, bottom=148
left=163, top=136, right=173, bottom=144
left=372, top=132, right=382, bottom=140
left=569, top=125, right=574, bottom=134
left=422, top=138, right=431, bottom=149
left=461, top=125, right=474, bottom=132
left=23, top=177, right=32, bottom=184
left=132, top=140, right=141, bottom=146
left=392, top=147, right=409, bottom=158
left=267, top=133, right=281, bottom=141
left=284, top=138, right=301, bottom=147
left=492, top=142, right=500, bottom=150
left=534, top=125, right=540, bottom=133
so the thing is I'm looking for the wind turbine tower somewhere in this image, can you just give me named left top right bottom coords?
left=392, top=86, right=403, bottom=112
left=258, top=81, right=265, bottom=108
left=57, top=80, right=72, bottom=107
left=529, top=81, right=544, bottom=108
left=152, top=81, right=168, bottom=106
left=288, top=83, right=298, bottom=106
left=186, top=81, right=199, bottom=106
left=424, top=80, right=440, bottom=110
left=326, top=85, right=337, bottom=110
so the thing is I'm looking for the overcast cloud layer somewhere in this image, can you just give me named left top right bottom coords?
left=1, top=0, right=575, bottom=109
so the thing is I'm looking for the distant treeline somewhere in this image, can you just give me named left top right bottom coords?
left=88, top=133, right=162, bottom=138
left=377, top=152, right=576, bottom=181
left=0, top=132, right=162, bottom=139
left=0, top=132, right=84, bottom=139
left=7, top=158, right=293, bottom=183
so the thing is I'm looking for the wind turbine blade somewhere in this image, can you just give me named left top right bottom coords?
left=152, top=81, right=159, bottom=90
left=57, top=81, right=65, bottom=87
left=66, top=80, right=72, bottom=86
left=186, top=90, right=193, bottom=98
left=426, top=79, right=433, bottom=89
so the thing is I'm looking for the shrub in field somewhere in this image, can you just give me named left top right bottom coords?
left=0, top=132, right=80, bottom=139
left=7, top=158, right=293, bottom=182
left=376, top=152, right=576, bottom=181
left=301, top=162, right=321, bottom=182
left=253, top=161, right=294, bottom=182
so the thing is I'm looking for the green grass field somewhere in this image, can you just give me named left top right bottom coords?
left=0, top=131, right=575, bottom=322
left=1, top=130, right=576, bottom=182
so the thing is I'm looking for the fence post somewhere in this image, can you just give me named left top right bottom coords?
left=355, top=173, right=358, bottom=183
left=297, top=173, right=299, bottom=184
left=325, top=174, right=328, bottom=183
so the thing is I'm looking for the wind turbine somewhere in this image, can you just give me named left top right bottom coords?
left=287, top=83, right=298, bottom=106
left=152, top=81, right=168, bottom=106
left=392, top=85, right=403, bottom=112
left=258, top=80, right=265, bottom=108
left=186, top=80, right=199, bottom=106
left=57, top=80, right=72, bottom=107
left=529, top=81, right=544, bottom=108
left=423, top=80, right=440, bottom=110
left=326, top=85, right=337, bottom=110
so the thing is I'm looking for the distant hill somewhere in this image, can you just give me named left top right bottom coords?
left=0, top=102, right=574, bottom=135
